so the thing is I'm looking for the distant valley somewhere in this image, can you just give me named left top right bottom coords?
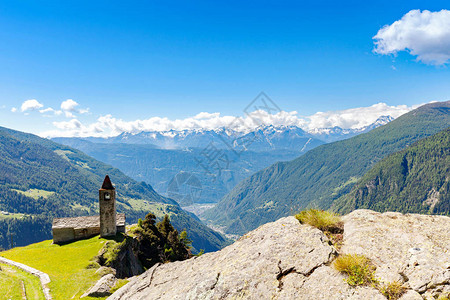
left=53, top=117, right=392, bottom=207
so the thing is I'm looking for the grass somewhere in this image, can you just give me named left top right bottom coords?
left=12, top=188, right=55, bottom=200
left=333, top=254, right=378, bottom=287
left=0, top=235, right=110, bottom=299
left=123, top=197, right=155, bottom=211
left=101, top=239, right=124, bottom=266
left=295, top=209, right=342, bottom=232
left=0, top=263, right=45, bottom=300
left=0, top=212, right=26, bottom=220
left=54, top=149, right=74, bottom=161
left=379, top=281, right=406, bottom=300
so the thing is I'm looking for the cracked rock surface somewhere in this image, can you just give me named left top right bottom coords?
left=109, top=210, right=450, bottom=300
left=341, top=210, right=450, bottom=299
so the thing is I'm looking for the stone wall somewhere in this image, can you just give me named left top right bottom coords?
left=52, top=228, right=75, bottom=244
left=53, top=226, right=101, bottom=244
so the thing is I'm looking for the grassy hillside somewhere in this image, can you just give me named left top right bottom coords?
left=203, top=101, right=450, bottom=235
left=332, top=127, right=449, bottom=214
left=0, top=126, right=228, bottom=252
left=0, top=236, right=111, bottom=299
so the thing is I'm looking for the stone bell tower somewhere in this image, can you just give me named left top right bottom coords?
left=99, top=175, right=117, bottom=237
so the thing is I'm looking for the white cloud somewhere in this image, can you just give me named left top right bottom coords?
left=53, top=119, right=83, bottom=130
left=373, top=9, right=450, bottom=65
left=59, top=99, right=89, bottom=117
left=61, top=99, right=79, bottom=112
left=40, top=102, right=421, bottom=138
left=306, top=102, right=419, bottom=130
left=39, top=108, right=54, bottom=114
left=20, top=99, right=44, bottom=112
left=39, top=107, right=64, bottom=116
left=64, top=111, right=75, bottom=118
left=13, top=98, right=86, bottom=117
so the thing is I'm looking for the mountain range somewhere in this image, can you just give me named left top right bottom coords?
left=52, top=116, right=393, bottom=206
left=202, top=101, right=450, bottom=235
left=78, top=116, right=395, bottom=148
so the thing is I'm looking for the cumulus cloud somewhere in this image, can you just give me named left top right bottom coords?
left=40, top=102, right=421, bottom=138
left=53, top=119, right=83, bottom=130
left=61, top=99, right=79, bottom=112
left=60, top=99, right=89, bottom=117
left=13, top=98, right=88, bottom=118
left=373, top=9, right=450, bottom=65
left=307, top=102, right=418, bottom=129
left=20, top=99, right=44, bottom=112
left=79, top=108, right=90, bottom=114
left=39, top=107, right=63, bottom=116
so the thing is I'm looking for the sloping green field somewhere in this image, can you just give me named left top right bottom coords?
left=0, top=236, right=112, bottom=299
left=0, top=263, right=45, bottom=300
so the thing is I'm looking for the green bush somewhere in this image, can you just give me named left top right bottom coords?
left=295, top=209, right=342, bottom=232
left=85, top=261, right=100, bottom=269
left=333, top=254, right=377, bottom=286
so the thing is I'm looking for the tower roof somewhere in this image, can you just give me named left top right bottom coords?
left=101, top=175, right=115, bottom=190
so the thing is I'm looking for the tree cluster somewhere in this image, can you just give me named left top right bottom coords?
left=133, top=213, right=191, bottom=269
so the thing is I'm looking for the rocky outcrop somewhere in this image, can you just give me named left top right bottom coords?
left=96, top=237, right=144, bottom=278
left=108, top=210, right=450, bottom=300
left=341, top=210, right=450, bottom=298
left=81, top=274, right=117, bottom=298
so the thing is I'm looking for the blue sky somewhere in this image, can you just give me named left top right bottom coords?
left=0, top=1, right=449, bottom=136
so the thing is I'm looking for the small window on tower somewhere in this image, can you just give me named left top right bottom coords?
left=104, top=192, right=111, bottom=200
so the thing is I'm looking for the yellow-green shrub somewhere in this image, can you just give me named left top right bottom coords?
left=379, top=281, right=406, bottom=300
left=333, top=254, right=377, bottom=286
left=295, top=209, right=342, bottom=232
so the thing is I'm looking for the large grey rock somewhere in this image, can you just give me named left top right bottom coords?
left=341, top=210, right=450, bottom=295
left=109, top=217, right=337, bottom=299
left=109, top=210, right=450, bottom=299
left=399, top=290, right=423, bottom=300
left=82, top=274, right=117, bottom=298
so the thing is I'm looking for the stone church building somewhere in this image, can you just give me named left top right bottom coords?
left=52, top=175, right=126, bottom=244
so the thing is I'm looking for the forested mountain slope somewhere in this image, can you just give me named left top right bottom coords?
left=0, top=127, right=227, bottom=252
left=203, top=101, right=450, bottom=235
left=332, top=127, right=449, bottom=214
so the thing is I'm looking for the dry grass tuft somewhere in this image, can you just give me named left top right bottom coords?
left=379, top=281, right=406, bottom=300
left=295, top=209, right=343, bottom=233
left=333, top=254, right=377, bottom=286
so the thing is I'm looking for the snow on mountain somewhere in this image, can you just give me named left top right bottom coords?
left=81, top=116, right=394, bottom=151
